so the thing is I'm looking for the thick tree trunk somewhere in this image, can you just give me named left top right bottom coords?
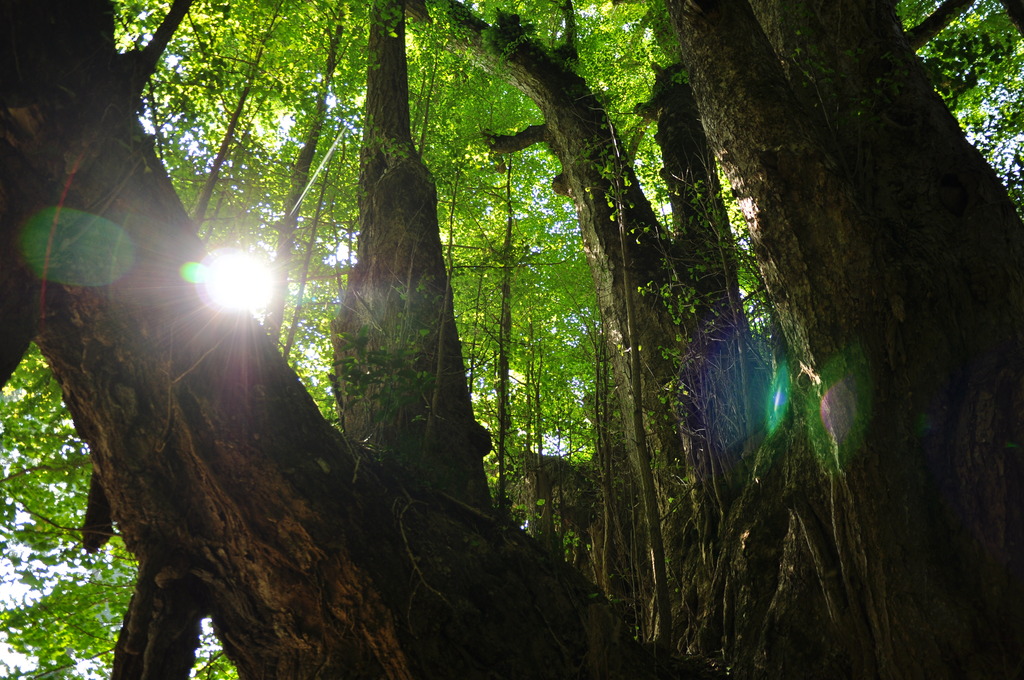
left=330, top=0, right=489, bottom=507
left=0, top=2, right=716, bottom=678
left=668, top=0, right=1024, bottom=677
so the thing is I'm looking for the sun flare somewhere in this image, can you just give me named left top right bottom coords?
left=182, top=249, right=273, bottom=313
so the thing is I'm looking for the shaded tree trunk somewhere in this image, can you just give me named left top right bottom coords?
left=639, top=63, right=766, bottom=490
left=330, top=0, right=489, bottom=507
left=668, top=0, right=1024, bottom=677
left=495, top=162, right=515, bottom=513
left=999, top=0, right=1024, bottom=35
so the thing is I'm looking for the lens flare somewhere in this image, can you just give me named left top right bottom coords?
left=808, top=344, right=872, bottom=473
left=820, top=374, right=858, bottom=445
left=19, top=207, right=135, bottom=286
left=181, top=249, right=273, bottom=313
left=766, top=359, right=790, bottom=434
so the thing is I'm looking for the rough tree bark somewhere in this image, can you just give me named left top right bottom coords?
left=0, top=1, right=716, bottom=678
left=330, top=0, right=490, bottom=507
left=667, top=0, right=1024, bottom=677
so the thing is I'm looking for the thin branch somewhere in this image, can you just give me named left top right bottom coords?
left=0, top=459, right=90, bottom=484
left=558, top=0, right=578, bottom=60
left=906, top=0, right=977, bottom=50
left=14, top=504, right=86, bottom=536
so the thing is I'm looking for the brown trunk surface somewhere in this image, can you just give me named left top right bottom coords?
left=330, top=0, right=489, bottom=507
left=668, top=1, right=1024, bottom=677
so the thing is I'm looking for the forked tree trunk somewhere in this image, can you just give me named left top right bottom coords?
left=668, top=1, right=1024, bottom=677
left=330, top=0, right=489, bottom=507
left=0, top=2, right=710, bottom=679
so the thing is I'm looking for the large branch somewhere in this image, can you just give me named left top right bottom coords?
left=1000, top=0, right=1024, bottom=35
left=484, top=123, right=548, bottom=154
left=906, top=0, right=976, bottom=50
left=132, top=0, right=196, bottom=91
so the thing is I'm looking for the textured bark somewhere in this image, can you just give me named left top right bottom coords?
left=331, top=0, right=490, bottom=508
left=0, top=2, right=724, bottom=679
left=668, top=0, right=1024, bottom=677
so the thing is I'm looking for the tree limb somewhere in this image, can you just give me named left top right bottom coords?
left=999, top=0, right=1024, bottom=36
left=558, top=0, right=578, bottom=61
left=906, top=0, right=976, bottom=50
left=133, top=0, right=195, bottom=89
left=485, top=124, right=549, bottom=154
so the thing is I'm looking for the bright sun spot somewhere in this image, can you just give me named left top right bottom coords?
left=181, top=249, right=273, bottom=312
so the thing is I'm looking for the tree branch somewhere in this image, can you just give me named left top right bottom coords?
left=906, top=0, right=976, bottom=51
left=558, top=0, right=578, bottom=61
left=484, top=124, right=549, bottom=154
left=134, top=0, right=195, bottom=87
left=999, top=0, right=1024, bottom=36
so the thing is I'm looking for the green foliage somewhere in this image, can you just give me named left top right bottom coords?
left=0, top=347, right=134, bottom=678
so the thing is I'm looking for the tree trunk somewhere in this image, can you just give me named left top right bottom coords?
left=496, top=162, right=515, bottom=513
left=640, top=62, right=765, bottom=490
left=330, top=0, right=489, bottom=507
left=999, top=0, right=1024, bottom=35
left=0, top=2, right=717, bottom=678
left=667, top=0, right=1024, bottom=677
